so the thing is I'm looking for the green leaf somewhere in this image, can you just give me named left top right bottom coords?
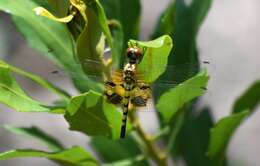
left=152, top=0, right=212, bottom=98
left=33, top=7, right=74, bottom=23
left=46, top=0, right=70, bottom=17
left=232, top=80, right=260, bottom=113
left=65, top=91, right=131, bottom=139
left=172, top=0, right=212, bottom=63
left=100, top=0, right=141, bottom=58
left=91, top=136, right=148, bottom=166
left=103, top=155, right=145, bottom=166
left=86, top=0, right=119, bottom=67
left=70, top=0, right=88, bottom=21
left=76, top=5, right=105, bottom=79
left=151, top=1, right=176, bottom=39
left=207, top=110, right=249, bottom=165
left=0, top=146, right=99, bottom=166
left=173, top=108, right=214, bottom=166
left=4, top=125, right=63, bottom=152
left=156, top=69, right=209, bottom=122
left=0, top=61, right=51, bottom=112
left=100, top=0, right=140, bottom=42
left=108, top=20, right=124, bottom=65
left=129, top=35, right=173, bottom=83
left=0, top=60, right=70, bottom=101
left=207, top=81, right=260, bottom=165
left=0, top=0, right=100, bottom=92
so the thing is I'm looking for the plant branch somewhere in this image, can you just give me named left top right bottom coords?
left=129, top=112, right=168, bottom=166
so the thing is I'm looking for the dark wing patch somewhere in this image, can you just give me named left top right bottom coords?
left=131, top=96, right=147, bottom=107
left=140, top=85, right=150, bottom=90
left=106, top=81, right=116, bottom=87
left=105, top=92, right=123, bottom=104
left=131, top=83, right=151, bottom=107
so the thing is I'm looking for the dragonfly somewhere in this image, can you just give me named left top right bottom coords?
left=50, top=46, right=211, bottom=138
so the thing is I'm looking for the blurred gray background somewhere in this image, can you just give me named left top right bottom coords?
left=0, top=0, right=260, bottom=165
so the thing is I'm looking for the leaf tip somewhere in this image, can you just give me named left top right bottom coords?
left=33, top=7, right=44, bottom=16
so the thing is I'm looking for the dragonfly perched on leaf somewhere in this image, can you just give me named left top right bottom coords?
left=50, top=42, right=211, bottom=138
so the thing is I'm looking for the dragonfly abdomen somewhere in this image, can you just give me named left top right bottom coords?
left=120, top=87, right=130, bottom=138
left=120, top=64, right=137, bottom=138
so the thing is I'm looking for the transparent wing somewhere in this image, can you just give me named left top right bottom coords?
left=49, top=58, right=211, bottom=91
left=135, top=82, right=210, bottom=112
left=49, top=58, right=113, bottom=83
left=48, top=58, right=210, bottom=113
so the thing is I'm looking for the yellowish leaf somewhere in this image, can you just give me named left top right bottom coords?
left=33, top=7, right=74, bottom=23
left=70, top=0, right=87, bottom=21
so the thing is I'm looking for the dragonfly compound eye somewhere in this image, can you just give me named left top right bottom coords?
left=126, top=47, right=142, bottom=63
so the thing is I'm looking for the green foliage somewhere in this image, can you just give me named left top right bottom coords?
left=207, top=111, right=249, bottom=166
left=76, top=5, right=105, bottom=78
left=130, top=35, right=173, bottom=83
left=91, top=136, right=148, bottom=166
left=0, top=0, right=100, bottom=92
left=157, top=69, right=209, bottom=122
left=0, top=146, right=98, bottom=166
left=92, top=0, right=141, bottom=66
left=86, top=0, right=119, bottom=66
left=0, top=0, right=259, bottom=166
left=4, top=125, right=64, bottom=151
left=173, top=108, right=214, bottom=166
left=207, top=81, right=260, bottom=165
left=233, top=81, right=260, bottom=113
left=0, top=60, right=59, bottom=113
left=152, top=1, right=215, bottom=165
left=100, top=0, right=140, bottom=40
left=65, top=91, right=131, bottom=139
left=47, top=0, right=70, bottom=17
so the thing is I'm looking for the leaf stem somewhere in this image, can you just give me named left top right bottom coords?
left=129, top=112, right=168, bottom=166
left=166, top=109, right=185, bottom=154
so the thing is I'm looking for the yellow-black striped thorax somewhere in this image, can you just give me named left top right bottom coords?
left=123, top=63, right=136, bottom=86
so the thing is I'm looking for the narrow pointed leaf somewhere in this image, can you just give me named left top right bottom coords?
left=207, top=111, right=249, bottom=165
left=152, top=0, right=213, bottom=99
left=151, top=0, right=213, bottom=164
left=173, top=108, right=214, bottom=166
left=76, top=6, right=105, bottom=79
left=0, top=62, right=51, bottom=112
left=156, top=70, right=209, bottom=122
left=0, top=60, right=70, bottom=100
left=108, top=20, right=124, bottom=65
left=70, top=0, right=87, bottom=21
left=33, top=7, right=74, bottom=23
left=152, top=0, right=212, bottom=64
left=233, top=80, right=260, bottom=113
left=86, top=0, right=119, bottom=66
left=0, top=146, right=99, bottom=166
left=208, top=81, right=260, bottom=165
left=4, top=125, right=63, bottom=152
left=151, top=1, right=176, bottom=38
left=100, top=0, right=140, bottom=42
left=100, top=0, right=141, bottom=58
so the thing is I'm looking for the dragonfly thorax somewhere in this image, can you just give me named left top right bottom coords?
left=123, top=63, right=136, bottom=85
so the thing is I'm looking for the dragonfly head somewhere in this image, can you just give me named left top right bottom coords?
left=126, top=47, right=142, bottom=64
